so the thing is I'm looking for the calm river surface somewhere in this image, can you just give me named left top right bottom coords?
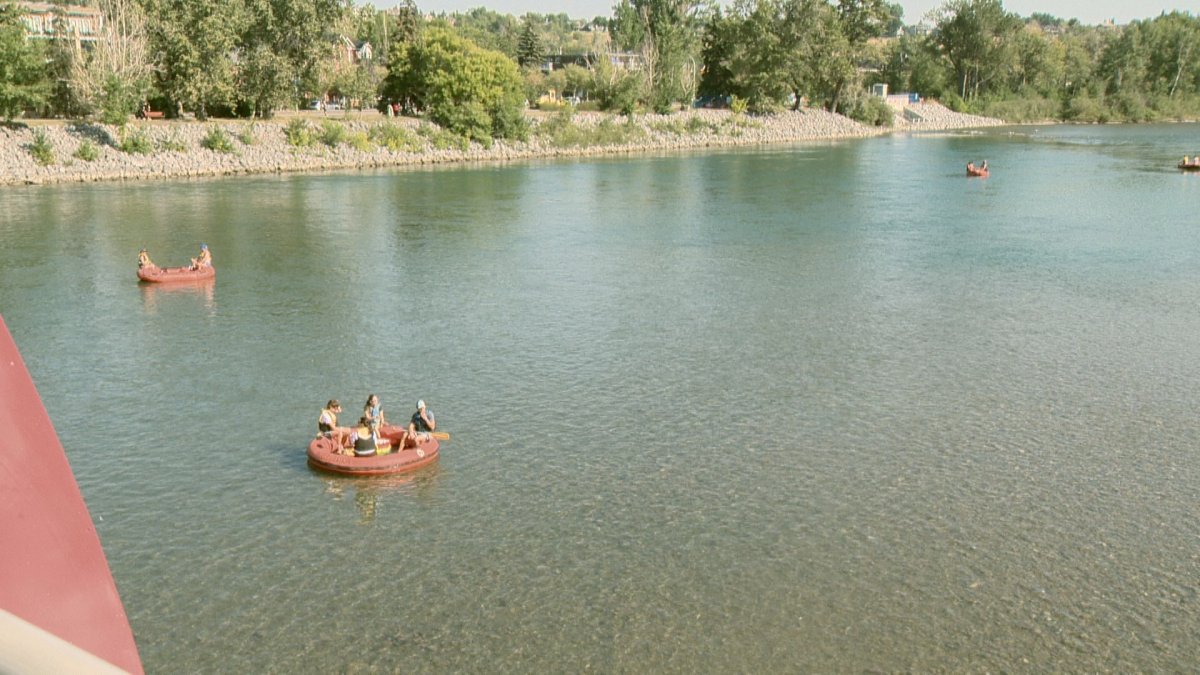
left=4, top=123, right=1200, bottom=672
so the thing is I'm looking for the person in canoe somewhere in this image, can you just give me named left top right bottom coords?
left=407, top=399, right=436, bottom=445
left=363, top=393, right=385, bottom=428
left=317, top=399, right=351, bottom=450
left=351, top=415, right=390, bottom=456
left=190, top=243, right=212, bottom=270
left=137, top=248, right=157, bottom=271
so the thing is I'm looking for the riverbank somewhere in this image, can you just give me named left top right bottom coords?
left=0, top=104, right=1004, bottom=186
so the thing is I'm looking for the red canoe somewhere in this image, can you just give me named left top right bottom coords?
left=307, top=424, right=440, bottom=476
left=137, top=265, right=215, bottom=283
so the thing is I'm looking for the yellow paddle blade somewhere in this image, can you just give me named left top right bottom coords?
left=431, top=431, right=450, bottom=441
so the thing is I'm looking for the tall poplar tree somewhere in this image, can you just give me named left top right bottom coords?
left=0, top=3, right=48, bottom=119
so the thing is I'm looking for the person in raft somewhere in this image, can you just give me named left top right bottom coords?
left=980, top=159, right=988, bottom=172
left=363, top=393, right=385, bottom=428
left=190, top=243, right=212, bottom=270
left=351, top=416, right=389, bottom=456
left=317, top=399, right=351, bottom=449
left=137, top=247, right=156, bottom=270
left=408, top=399, right=436, bottom=445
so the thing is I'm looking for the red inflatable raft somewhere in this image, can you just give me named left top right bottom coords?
left=966, top=166, right=989, bottom=177
left=137, top=265, right=215, bottom=283
left=307, top=424, right=440, bottom=476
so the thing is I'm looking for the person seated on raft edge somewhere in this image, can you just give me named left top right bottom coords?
left=980, top=159, right=988, bottom=172
left=966, top=161, right=976, bottom=174
left=137, top=247, right=157, bottom=270
left=363, top=393, right=386, bottom=429
left=406, top=399, right=435, bottom=448
left=189, top=243, right=212, bottom=270
left=350, top=416, right=391, bottom=457
left=317, top=399, right=352, bottom=451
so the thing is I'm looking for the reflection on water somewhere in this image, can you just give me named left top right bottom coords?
left=139, top=279, right=216, bottom=314
left=317, top=465, right=444, bottom=525
left=4, top=123, right=1200, bottom=672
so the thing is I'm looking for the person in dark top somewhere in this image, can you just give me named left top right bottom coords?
left=407, top=399, right=435, bottom=446
left=351, top=416, right=381, bottom=457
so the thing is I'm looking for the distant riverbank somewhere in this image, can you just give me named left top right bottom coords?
left=0, top=104, right=1004, bottom=187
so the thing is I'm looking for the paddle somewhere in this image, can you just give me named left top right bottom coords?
left=431, top=431, right=450, bottom=441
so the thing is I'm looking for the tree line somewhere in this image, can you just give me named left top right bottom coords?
left=1, top=0, right=1198, bottom=137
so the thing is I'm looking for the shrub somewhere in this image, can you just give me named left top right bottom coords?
left=345, top=130, right=372, bottom=152
left=201, top=126, right=235, bottom=154
left=976, top=96, right=1058, bottom=123
left=319, top=120, right=347, bottom=147
left=285, top=118, right=314, bottom=147
left=74, top=139, right=100, bottom=162
left=239, top=124, right=257, bottom=146
left=730, top=96, right=749, bottom=115
left=416, top=124, right=469, bottom=151
left=1062, top=94, right=1107, bottom=123
left=370, top=124, right=422, bottom=152
left=649, top=115, right=720, bottom=136
left=158, top=132, right=188, bottom=152
left=28, top=130, right=55, bottom=165
left=841, top=93, right=894, bottom=127
left=535, top=110, right=645, bottom=148
left=119, top=127, right=153, bottom=154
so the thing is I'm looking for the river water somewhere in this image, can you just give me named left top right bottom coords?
left=3, top=123, right=1200, bottom=672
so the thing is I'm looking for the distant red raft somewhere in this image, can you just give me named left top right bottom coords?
left=137, top=265, right=215, bottom=283
left=966, top=166, right=989, bottom=177
left=308, top=424, right=440, bottom=476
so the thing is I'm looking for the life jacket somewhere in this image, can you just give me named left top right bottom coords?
left=318, top=408, right=337, bottom=433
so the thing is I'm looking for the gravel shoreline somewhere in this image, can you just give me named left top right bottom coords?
left=0, top=104, right=1004, bottom=187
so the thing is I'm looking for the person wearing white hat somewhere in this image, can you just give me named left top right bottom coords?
left=407, top=399, right=435, bottom=446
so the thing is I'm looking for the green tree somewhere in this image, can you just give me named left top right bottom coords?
left=68, top=0, right=154, bottom=123
left=1006, top=26, right=1063, bottom=96
left=930, top=0, right=1022, bottom=100
left=44, top=5, right=86, bottom=117
left=239, top=0, right=346, bottom=117
left=705, top=0, right=832, bottom=113
left=697, top=7, right=737, bottom=98
left=517, top=18, right=543, bottom=68
left=810, top=4, right=857, bottom=113
left=441, top=7, right=520, bottom=58
left=382, top=27, right=528, bottom=143
left=614, top=0, right=703, bottom=113
left=588, top=53, right=643, bottom=114
left=0, top=2, right=49, bottom=119
left=144, top=0, right=245, bottom=119
left=837, top=0, right=893, bottom=44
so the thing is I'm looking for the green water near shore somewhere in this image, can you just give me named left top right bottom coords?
left=3, top=123, right=1200, bottom=671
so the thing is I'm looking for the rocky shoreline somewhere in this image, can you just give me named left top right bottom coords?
left=0, top=104, right=1004, bottom=187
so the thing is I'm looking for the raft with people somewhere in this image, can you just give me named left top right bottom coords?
left=136, top=244, right=214, bottom=283
left=137, top=265, right=216, bottom=283
left=307, top=424, right=442, bottom=476
left=1179, top=156, right=1200, bottom=171
left=966, top=160, right=989, bottom=177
